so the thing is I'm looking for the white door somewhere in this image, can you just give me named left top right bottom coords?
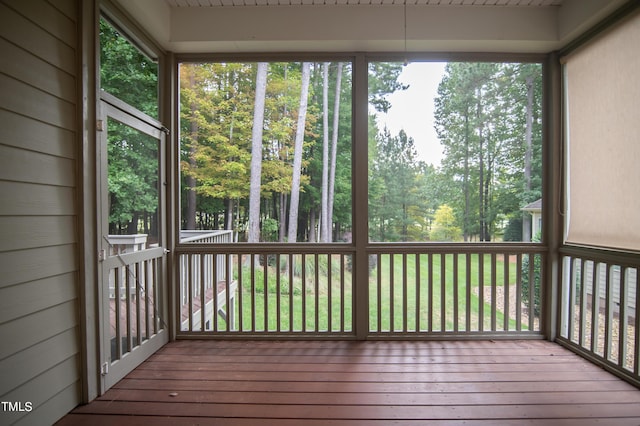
left=98, top=93, right=169, bottom=392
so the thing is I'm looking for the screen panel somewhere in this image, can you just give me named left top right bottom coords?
left=564, top=12, right=640, bottom=251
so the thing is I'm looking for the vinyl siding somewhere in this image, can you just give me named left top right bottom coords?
left=0, top=0, right=81, bottom=425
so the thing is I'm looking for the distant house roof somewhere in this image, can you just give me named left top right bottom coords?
left=522, top=198, right=542, bottom=212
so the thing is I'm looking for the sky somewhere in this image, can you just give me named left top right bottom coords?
left=375, top=62, right=448, bottom=166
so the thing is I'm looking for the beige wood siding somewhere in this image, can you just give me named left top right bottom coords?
left=0, top=0, right=82, bottom=425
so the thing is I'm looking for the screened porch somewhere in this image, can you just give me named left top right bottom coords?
left=67, top=0, right=640, bottom=424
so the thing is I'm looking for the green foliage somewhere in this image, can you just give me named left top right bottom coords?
left=180, top=62, right=355, bottom=240
left=175, top=59, right=542, bottom=242
left=107, top=122, right=159, bottom=234
left=100, top=21, right=160, bottom=235
left=366, top=62, right=543, bottom=243
left=521, top=232, right=542, bottom=316
left=433, top=62, right=543, bottom=242
left=368, top=63, right=409, bottom=113
left=99, top=19, right=158, bottom=118
left=369, top=128, right=424, bottom=241
left=503, top=217, right=523, bottom=242
left=261, top=217, right=279, bottom=242
left=244, top=265, right=297, bottom=296
left=431, top=205, right=462, bottom=242
left=180, top=63, right=254, bottom=203
left=240, top=254, right=344, bottom=298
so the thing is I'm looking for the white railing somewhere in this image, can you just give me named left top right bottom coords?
left=179, top=230, right=236, bottom=331
left=107, top=234, right=151, bottom=299
left=179, top=231, right=233, bottom=298
left=104, top=242, right=164, bottom=361
left=558, top=246, right=639, bottom=387
left=180, top=230, right=234, bottom=244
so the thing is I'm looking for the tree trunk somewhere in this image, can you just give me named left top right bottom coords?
left=127, top=212, right=139, bottom=235
left=327, top=62, right=343, bottom=243
left=523, top=75, right=534, bottom=242
left=248, top=62, right=268, bottom=243
left=309, top=208, right=317, bottom=243
left=483, top=154, right=492, bottom=242
left=280, top=65, right=289, bottom=243
left=320, top=62, right=330, bottom=242
left=186, top=72, right=198, bottom=230
left=287, top=62, right=311, bottom=243
left=476, top=90, right=487, bottom=242
left=463, top=108, right=470, bottom=242
left=225, top=199, right=233, bottom=230
left=279, top=193, right=287, bottom=242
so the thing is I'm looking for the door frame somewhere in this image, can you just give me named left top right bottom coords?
left=97, top=92, right=170, bottom=393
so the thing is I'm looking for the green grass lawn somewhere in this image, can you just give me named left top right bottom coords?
left=235, top=255, right=353, bottom=332
left=231, top=253, right=529, bottom=333
left=371, top=253, right=520, bottom=332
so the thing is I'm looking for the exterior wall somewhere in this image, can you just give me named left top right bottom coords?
left=0, top=0, right=82, bottom=424
left=532, top=211, right=542, bottom=238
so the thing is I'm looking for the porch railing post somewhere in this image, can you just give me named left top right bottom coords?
left=353, top=53, right=369, bottom=340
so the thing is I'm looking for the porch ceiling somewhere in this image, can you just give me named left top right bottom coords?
left=114, top=0, right=627, bottom=53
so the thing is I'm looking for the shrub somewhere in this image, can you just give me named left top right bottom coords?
left=521, top=232, right=542, bottom=316
left=503, top=217, right=523, bottom=242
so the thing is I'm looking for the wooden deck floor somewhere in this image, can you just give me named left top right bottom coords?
left=58, top=339, right=640, bottom=425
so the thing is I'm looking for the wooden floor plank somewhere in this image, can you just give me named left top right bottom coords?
left=57, top=340, right=640, bottom=425
left=55, top=414, right=640, bottom=426
left=98, top=388, right=640, bottom=405
left=71, top=400, right=640, bottom=419
left=146, top=353, right=586, bottom=364
left=113, top=377, right=638, bottom=393
left=156, top=346, right=573, bottom=357
left=164, top=339, right=553, bottom=349
left=137, top=360, right=595, bottom=373
left=123, top=369, right=619, bottom=382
